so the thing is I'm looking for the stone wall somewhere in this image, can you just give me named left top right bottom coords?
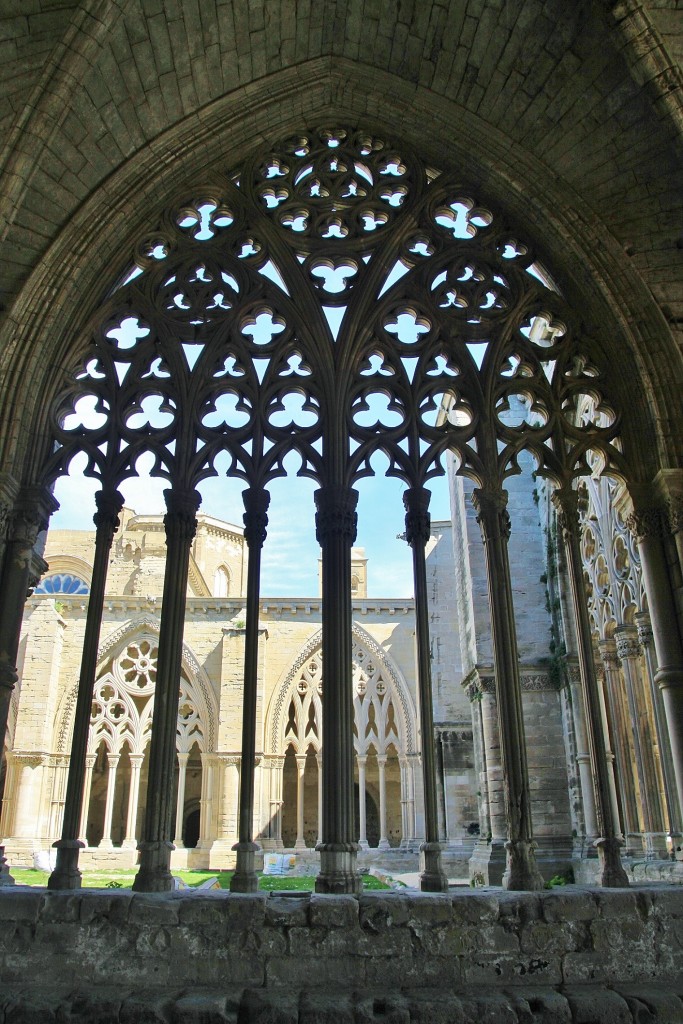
left=1, top=887, right=682, bottom=1021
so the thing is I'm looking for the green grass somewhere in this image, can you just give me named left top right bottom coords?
left=10, top=868, right=389, bottom=891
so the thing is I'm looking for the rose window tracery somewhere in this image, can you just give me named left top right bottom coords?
left=87, top=636, right=205, bottom=756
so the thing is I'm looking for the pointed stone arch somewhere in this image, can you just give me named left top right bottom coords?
left=267, top=622, right=416, bottom=756
left=53, top=613, right=217, bottom=754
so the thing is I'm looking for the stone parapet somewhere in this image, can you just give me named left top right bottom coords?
left=0, top=886, right=682, bottom=1019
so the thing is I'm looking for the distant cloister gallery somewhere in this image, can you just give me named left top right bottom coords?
left=0, top=123, right=681, bottom=898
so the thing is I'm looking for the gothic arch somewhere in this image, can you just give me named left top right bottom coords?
left=0, top=69, right=678, bottom=488
left=53, top=613, right=217, bottom=754
left=267, top=622, right=416, bottom=756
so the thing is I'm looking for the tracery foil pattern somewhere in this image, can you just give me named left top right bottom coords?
left=44, top=125, right=623, bottom=499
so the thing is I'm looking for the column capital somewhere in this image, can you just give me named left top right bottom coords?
left=634, top=612, right=653, bottom=648
left=314, top=485, right=358, bottom=544
left=551, top=486, right=580, bottom=537
left=129, top=753, right=144, bottom=768
left=242, top=487, right=270, bottom=548
left=106, top=752, right=120, bottom=768
left=8, top=487, right=59, bottom=554
left=176, top=751, right=190, bottom=765
left=403, top=486, right=431, bottom=548
left=598, top=637, right=620, bottom=668
left=668, top=496, right=683, bottom=536
left=478, top=674, right=496, bottom=695
left=376, top=753, right=388, bottom=768
left=614, top=625, right=641, bottom=661
left=625, top=505, right=667, bottom=541
left=93, top=489, right=124, bottom=534
left=356, top=753, right=367, bottom=767
left=471, top=487, right=510, bottom=540
left=163, top=488, right=201, bottom=541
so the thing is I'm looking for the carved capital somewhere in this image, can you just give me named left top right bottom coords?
left=314, top=486, right=358, bottom=544
left=520, top=671, right=556, bottom=691
left=598, top=638, right=620, bottom=669
left=668, top=497, right=683, bottom=535
left=551, top=487, right=580, bottom=538
left=614, top=627, right=641, bottom=662
left=242, top=487, right=270, bottom=548
left=625, top=506, right=666, bottom=541
left=472, top=488, right=510, bottom=541
left=464, top=681, right=481, bottom=702
left=93, top=489, right=124, bottom=536
left=163, top=488, right=201, bottom=542
left=403, top=487, right=431, bottom=548
left=478, top=674, right=496, bottom=695
left=634, top=613, right=653, bottom=648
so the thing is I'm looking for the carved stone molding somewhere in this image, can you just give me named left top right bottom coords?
left=634, top=613, right=653, bottom=648
left=520, top=671, right=557, bottom=692
left=668, top=498, right=683, bottom=535
left=242, top=488, right=270, bottom=549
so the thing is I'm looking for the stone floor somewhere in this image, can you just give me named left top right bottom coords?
left=1, top=885, right=682, bottom=1021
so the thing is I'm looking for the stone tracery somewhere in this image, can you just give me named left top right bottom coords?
left=7, top=124, right=660, bottom=894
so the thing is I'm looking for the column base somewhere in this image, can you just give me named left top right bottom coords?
left=378, top=839, right=390, bottom=851
left=132, top=840, right=175, bottom=892
left=358, top=839, right=369, bottom=850
left=0, top=846, right=15, bottom=887
left=643, top=832, right=671, bottom=858
left=47, top=839, right=84, bottom=890
left=98, top=839, right=114, bottom=850
left=502, top=839, right=545, bottom=891
left=595, top=836, right=630, bottom=887
left=419, top=841, right=448, bottom=892
left=315, top=843, right=362, bottom=895
left=121, top=838, right=137, bottom=850
left=230, top=841, right=260, bottom=893
left=294, top=839, right=307, bottom=850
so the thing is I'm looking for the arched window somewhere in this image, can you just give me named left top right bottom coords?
left=213, top=565, right=230, bottom=598
left=42, top=126, right=626, bottom=893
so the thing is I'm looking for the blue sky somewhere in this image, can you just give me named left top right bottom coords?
left=50, top=452, right=451, bottom=598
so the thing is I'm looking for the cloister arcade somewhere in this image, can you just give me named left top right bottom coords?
left=0, top=123, right=681, bottom=900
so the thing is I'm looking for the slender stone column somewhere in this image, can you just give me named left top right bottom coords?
left=217, top=755, right=239, bottom=845
left=173, top=752, right=189, bottom=847
left=123, top=754, right=143, bottom=847
left=553, top=488, right=628, bottom=885
left=294, top=754, right=307, bottom=849
left=133, top=488, right=200, bottom=892
left=636, top=612, right=681, bottom=838
left=316, top=751, right=323, bottom=847
left=197, top=754, right=214, bottom=848
left=357, top=755, right=368, bottom=848
left=598, top=641, right=638, bottom=843
left=99, top=753, right=120, bottom=848
left=593, top=654, right=624, bottom=845
left=49, top=489, right=123, bottom=888
left=314, top=485, right=361, bottom=894
left=472, top=487, right=544, bottom=890
left=78, top=754, right=96, bottom=845
left=403, top=486, right=448, bottom=891
left=272, top=755, right=285, bottom=848
left=615, top=625, right=667, bottom=856
left=627, top=505, right=683, bottom=820
left=0, top=489, right=57, bottom=886
left=231, top=487, right=269, bottom=892
left=377, top=754, right=390, bottom=850
left=565, top=664, right=598, bottom=841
